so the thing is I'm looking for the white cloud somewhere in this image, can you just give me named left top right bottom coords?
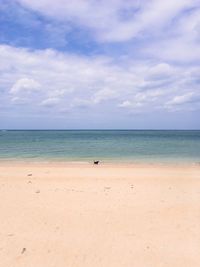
left=167, top=92, right=195, bottom=105
left=118, top=101, right=138, bottom=109
left=0, top=44, right=140, bottom=109
left=119, top=90, right=165, bottom=111
left=147, top=63, right=175, bottom=80
left=10, top=96, right=28, bottom=104
left=145, top=36, right=200, bottom=63
left=164, top=91, right=200, bottom=112
left=0, top=44, right=199, bottom=115
left=17, top=0, right=199, bottom=42
left=92, top=88, right=117, bottom=104
left=119, top=100, right=132, bottom=108
left=12, top=0, right=200, bottom=64
left=143, top=4, right=200, bottom=63
left=10, top=78, right=40, bottom=94
left=71, top=98, right=91, bottom=109
left=40, top=97, right=60, bottom=107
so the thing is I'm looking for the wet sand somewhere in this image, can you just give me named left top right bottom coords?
left=0, top=162, right=200, bottom=267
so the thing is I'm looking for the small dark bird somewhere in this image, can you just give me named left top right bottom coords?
left=94, top=160, right=99, bottom=165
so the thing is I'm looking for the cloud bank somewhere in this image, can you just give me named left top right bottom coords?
left=1, top=45, right=199, bottom=114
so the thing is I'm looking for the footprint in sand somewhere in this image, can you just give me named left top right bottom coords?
left=7, top=234, right=14, bottom=237
left=104, top=187, right=111, bottom=190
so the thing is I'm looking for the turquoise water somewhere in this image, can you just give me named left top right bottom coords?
left=0, top=130, right=200, bottom=163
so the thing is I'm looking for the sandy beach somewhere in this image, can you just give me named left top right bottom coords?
left=0, top=162, right=200, bottom=267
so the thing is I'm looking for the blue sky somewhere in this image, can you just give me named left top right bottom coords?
left=0, top=0, right=200, bottom=129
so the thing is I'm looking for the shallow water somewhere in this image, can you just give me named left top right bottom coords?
left=0, top=130, right=200, bottom=163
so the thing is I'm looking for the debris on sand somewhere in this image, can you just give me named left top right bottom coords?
left=35, top=190, right=40, bottom=193
left=21, top=248, right=26, bottom=254
left=104, top=187, right=111, bottom=190
left=27, top=174, right=32, bottom=176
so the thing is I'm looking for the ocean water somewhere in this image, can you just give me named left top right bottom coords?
left=0, top=130, right=200, bottom=163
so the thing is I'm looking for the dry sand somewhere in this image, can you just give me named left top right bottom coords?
left=0, top=162, right=200, bottom=267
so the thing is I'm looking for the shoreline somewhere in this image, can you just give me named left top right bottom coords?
left=0, top=158, right=200, bottom=168
left=0, top=160, right=199, bottom=181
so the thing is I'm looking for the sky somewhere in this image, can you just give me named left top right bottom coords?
left=0, top=0, right=200, bottom=129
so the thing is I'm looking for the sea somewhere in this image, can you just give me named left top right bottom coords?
left=0, top=130, right=200, bottom=164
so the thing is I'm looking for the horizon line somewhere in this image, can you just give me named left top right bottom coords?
left=1, top=129, right=200, bottom=131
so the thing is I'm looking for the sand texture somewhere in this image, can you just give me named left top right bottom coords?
left=0, top=162, right=200, bottom=267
